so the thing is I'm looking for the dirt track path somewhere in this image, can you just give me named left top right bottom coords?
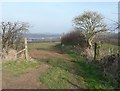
left=29, top=50, right=70, bottom=60
left=2, top=49, right=81, bottom=89
left=2, top=49, right=69, bottom=89
left=0, top=62, right=2, bottom=90
left=2, top=63, right=49, bottom=89
left=29, top=50, right=83, bottom=89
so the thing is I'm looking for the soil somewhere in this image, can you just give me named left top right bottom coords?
left=29, top=50, right=70, bottom=60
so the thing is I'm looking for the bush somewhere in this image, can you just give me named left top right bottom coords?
left=61, top=30, right=87, bottom=48
left=98, top=54, right=120, bottom=88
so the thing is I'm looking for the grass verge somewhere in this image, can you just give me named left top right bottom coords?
left=67, top=52, right=116, bottom=89
left=38, top=58, right=71, bottom=72
left=3, top=60, right=39, bottom=77
left=39, top=67, right=73, bottom=89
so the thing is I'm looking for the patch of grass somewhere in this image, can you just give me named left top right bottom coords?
left=75, top=60, right=115, bottom=89
left=28, top=42, right=59, bottom=51
left=66, top=52, right=116, bottom=89
left=38, top=58, right=71, bottom=72
left=57, top=43, right=116, bottom=89
left=38, top=56, right=86, bottom=89
left=100, top=43, right=120, bottom=54
left=102, top=43, right=119, bottom=49
left=3, top=60, right=39, bottom=77
left=39, top=67, right=73, bottom=89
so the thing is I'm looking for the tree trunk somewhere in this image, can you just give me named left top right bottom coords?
left=88, top=39, right=92, bottom=48
left=85, top=35, right=95, bottom=61
left=85, top=47, right=94, bottom=62
left=88, top=35, right=95, bottom=49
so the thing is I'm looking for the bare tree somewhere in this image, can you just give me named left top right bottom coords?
left=73, top=11, right=107, bottom=48
left=0, top=22, right=29, bottom=53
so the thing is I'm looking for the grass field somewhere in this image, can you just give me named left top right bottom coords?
left=28, top=42, right=60, bottom=51
left=3, top=42, right=119, bottom=89
left=100, top=43, right=119, bottom=55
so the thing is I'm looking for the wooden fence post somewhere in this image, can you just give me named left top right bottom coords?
left=94, top=42, right=100, bottom=61
left=109, top=48, right=110, bottom=55
left=94, top=42, right=97, bottom=61
left=109, top=48, right=113, bottom=55
left=0, top=36, right=2, bottom=60
left=25, top=38, right=29, bottom=60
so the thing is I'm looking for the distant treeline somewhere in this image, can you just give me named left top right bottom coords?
left=25, top=33, right=61, bottom=42
left=28, top=39, right=60, bottom=43
left=26, top=32, right=120, bottom=46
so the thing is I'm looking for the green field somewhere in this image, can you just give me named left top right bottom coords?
left=28, top=42, right=60, bottom=51
left=100, top=43, right=119, bottom=55
left=3, top=42, right=119, bottom=89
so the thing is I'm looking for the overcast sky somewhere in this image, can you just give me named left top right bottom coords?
left=1, top=2, right=118, bottom=34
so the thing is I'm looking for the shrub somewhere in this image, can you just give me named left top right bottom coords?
left=98, top=54, right=120, bottom=88
left=61, top=30, right=87, bottom=48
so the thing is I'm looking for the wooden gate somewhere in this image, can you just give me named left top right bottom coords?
left=0, top=38, right=29, bottom=61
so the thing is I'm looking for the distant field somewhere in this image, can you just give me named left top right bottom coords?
left=99, top=43, right=120, bottom=57
left=101, top=43, right=119, bottom=51
left=28, top=42, right=60, bottom=51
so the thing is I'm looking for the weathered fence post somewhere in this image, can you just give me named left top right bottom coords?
left=61, top=43, right=64, bottom=53
left=94, top=42, right=97, bottom=61
left=25, top=38, right=29, bottom=60
left=94, top=42, right=100, bottom=61
left=0, top=36, right=2, bottom=60
left=109, top=48, right=113, bottom=55
left=0, top=37, right=1, bottom=48
left=108, top=48, right=111, bottom=55
left=0, top=35, right=2, bottom=91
